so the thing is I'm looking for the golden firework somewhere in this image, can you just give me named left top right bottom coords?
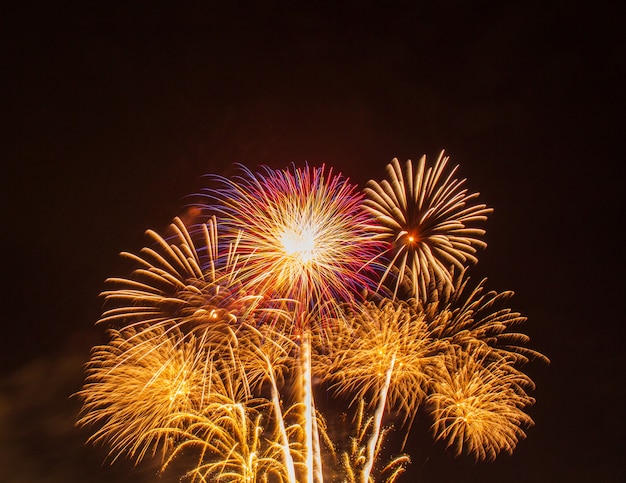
left=77, top=326, right=212, bottom=462
left=426, top=271, right=550, bottom=366
left=364, top=152, right=492, bottom=302
left=161, top=399, right=299, bottom=482
left=316, top=298, right=444, bottom=420
left=326, top=399, right=410, bottom=483
left=77, top=157, right=548, bottom=482
left=99, top=216, right=285, bottom=342
left=428, top=344, right=536, bottom=461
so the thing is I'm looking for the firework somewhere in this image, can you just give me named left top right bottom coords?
left=99, top=216, right=286, bottom=343
left=77, top=157, right=547, bottom=482
left=77, top=326, right=213, bottom=462
left=428, top=344, right=536, bottom=461
left=78, top=216, right=292, bottom=465
left=199, top=164, right=385, bottom=482
left=79, top=310, right=304, bottom=479
left=316, top=299, right=444, bottom=420
left=322, top=400, right=409, bottom=483
left=364, top=152, right=492, bottom=302
left=425, top=270, right=550, bottom=366
left=200, top=164, right=383, bottom=326
left=161, top=395, right=298, bottom=482
left=314, top=298, right=446, bottom=482
left=230, top=321, right=301, bottom=483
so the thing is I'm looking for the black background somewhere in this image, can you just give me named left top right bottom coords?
left=2, top=1, right=623, bottom=481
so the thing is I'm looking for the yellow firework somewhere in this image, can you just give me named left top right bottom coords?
left=77, top=326, right=213, bottom=462
left=201, top=164, right=384, bottom=326
left=428, top=345, right=536, bottom=461
left=316, top=298, right=444, bottom=420
left=364, top=152, right=492, bottom=302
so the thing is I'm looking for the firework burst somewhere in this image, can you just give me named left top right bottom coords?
left=200, top=164, right=383, bottom=327
left=316, top=299, right=444, bottom=420
left=364, top=152, right=492, bottom=302
left=314, top=298, right=448, bottom=482
left=425, top=270, right=550, bottom=366
left=428, top=344, right=536, bottom=461
left=77, top=326, right=213, bottom=462
left=78, top=216, right=292, bottom=465
left=98, top=216, right=288, bottom=345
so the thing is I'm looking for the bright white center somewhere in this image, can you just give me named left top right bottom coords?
left=281, top=226, right=316, bottom=263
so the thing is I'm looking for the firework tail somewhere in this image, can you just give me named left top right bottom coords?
left=301, top=329, right=324, bottom=483
left=264, top=353, right=297, bottom=483
left=362, top=353, right=395, bottom=483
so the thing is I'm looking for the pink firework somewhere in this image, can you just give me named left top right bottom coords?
left=200, top=164, right=384, bottom=328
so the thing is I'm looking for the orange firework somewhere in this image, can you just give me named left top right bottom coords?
left=316, top=299, right=444, bottom=419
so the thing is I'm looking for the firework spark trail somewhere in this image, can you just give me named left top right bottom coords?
left=298, top=331, right=326, bottom=483
left=363, top=352, right=395, bottom=483
left=200, top=163, right=384, bottom=325
left=364, top=151, right=492, bottom=303
left=301, top=334, right=315, bottom=483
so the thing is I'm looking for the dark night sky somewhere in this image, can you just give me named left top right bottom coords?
left=2, top=2, right=623, bottom=482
